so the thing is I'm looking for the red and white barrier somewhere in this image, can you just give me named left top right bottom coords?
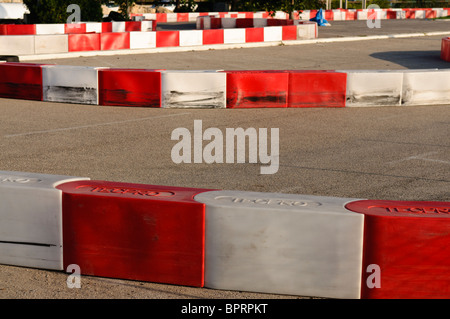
left=1, top=63, right=449, bottom=108
left=442, top=37, right=450, bottom=62
left=0, top=170, right=448, bottom=298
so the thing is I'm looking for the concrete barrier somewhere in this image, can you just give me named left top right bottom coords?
left=0, top=170, right=449, bottom=298
left=0, top=171, right=88, bottom=270
left=442, top=37, right=450, bottom=62
left=42, top=65, right=106, bottom=105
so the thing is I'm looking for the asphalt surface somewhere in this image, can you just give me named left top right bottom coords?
left=0, top=19, right=449, bottom=301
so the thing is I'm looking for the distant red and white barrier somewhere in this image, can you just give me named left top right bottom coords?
left=0, top=169, right=448, bottom=298
left=1, top=62, right=449, bottom=108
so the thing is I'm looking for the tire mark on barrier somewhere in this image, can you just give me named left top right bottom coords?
left=4, top=113, right=190, bottom=138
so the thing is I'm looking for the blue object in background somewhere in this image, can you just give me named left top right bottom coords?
left=310, top=8, right=329, bottom=26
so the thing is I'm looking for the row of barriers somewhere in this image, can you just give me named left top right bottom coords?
left=0, top=23, right=316, bottom=56
left=130, top=8, right=450, bottom=21
left=0, top=62, right=449, bottom=108
left=0, top=170, right=448, bottom=299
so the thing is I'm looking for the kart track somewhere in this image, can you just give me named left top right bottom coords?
left=0, top=17, right=449, bottom=300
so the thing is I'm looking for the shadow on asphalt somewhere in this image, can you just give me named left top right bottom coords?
left=370, top=50, right=449, bottom=69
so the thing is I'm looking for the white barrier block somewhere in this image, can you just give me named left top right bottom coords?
left=253, top=12, right=265, bottom=19
left=35, top=24, right=65, bottom=35
left=166, top=13, right=178, bottom=22
left=34, top=34, right=68, bottom=54
left=129, top=31, right=156, bottom=49
left=140, top=20, right=154, bottom=32
left=253, top=18, right=268, bottom=28
left=333, top=10, right=344, bottom=21
left=341, top=70, right=404, bottom=107
left=0, top=171, right=89, bottom=270
left=112, top=21, right=126, bottom=32
left=263, top=26, right=282, bottom=42
left=415, top=10, right=425, bottom=19
left=223, top=28, right=245, bottom=44
left=357, top=11, right=368, bottom=20
left=296, top=23, right=317, bottom=39
left=179, top=30, right=203, bottom=47
left=0, top=35, right=34, bottom=55
left=195, top=191, right=364, bottom=299
left=85, top=22, right=102, bottom=33
left=221, top=18, right=236, bottom=29
left=274, top=11, right=289, bottom=19
left=402, top=69, right=450, bottom=106
left=161, top=70, right=226, bottom=108
left=143, top=13, right=157, bottom=20
left=42, top=65, right=106, bottom=105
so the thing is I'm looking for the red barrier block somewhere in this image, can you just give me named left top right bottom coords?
left=345, top=11, right=357, bottom=20
left=210, top=17, right=222, bottom=29
left=404, top=10, right=415, bottom=19
left=101, top=22, right=112, bottom=33
left=64, top=23, right=86, bottom=34
left=100, top=32, right=130, bottom=50
left=282, top=25, right=297, bottom=41
left=386, top=10, right=397, bottom=19
left=6, top=24, right=36, bottom=35
left=156, top=31, right=179, bottom=47
left=287, top=71, right=347, bottom=108
left=236, top=18, right=254, bottom=28
left=57, top=180, right=214, bottom=287
left=98, top=68, right=162, bottom=107
left=68, top=33, right=101, bottom=52
left=0, top=63, right=44, bottom=101
left=125, top=21, right=141, bottom=32
left=156, top=13, right=167, bottom=23
left=425, top=10, right=436, bottom=19
left=0, top=25, right=7, bottom=35
left=202, top=29, right=224, bottom=45
left=177, top=12, right=189, bottom=22
left=245, top=27, right=264, bottom=43
left=225, top=70, right=289, bottom=108
left=441, top=37, right=450, bottom=62
left=346, top=199, right=450, bottom=299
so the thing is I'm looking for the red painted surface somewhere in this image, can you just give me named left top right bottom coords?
left=64, top=23, right=86, bottom=34
left=225, top=70, right=289, bottom=108
left=282, top=25, right=297, bottom=41
left=441, top=37, right=450, bottom=62
left=346, top=199, right=450, bottom=299
left=125, top=21, right=142, bottom=32
left=245, top=27, right=264, bottom=43
left=98, top=69, right=162, bottom=107
left=156, top=31, right=179, bottom=47
left=0, top=63, right=44, bottom=101
left=6, top=24, right=36, bottom=35
left=68, top=33, right=101, bottom=52
left=57, top=180, right=215, bottom=287
left=287, top=71, right=347, bottom=108
left=100, top=32, right=130, bottom=51
left=202, top=29, right=224, bottom=45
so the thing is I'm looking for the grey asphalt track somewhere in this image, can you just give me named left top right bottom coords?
left=0, top=19, right=449, bottom=300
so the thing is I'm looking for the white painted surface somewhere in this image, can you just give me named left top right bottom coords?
left=35, top=24, right=65, bottom=35
left=342, top=70, right=404, bottom=107
left=223, top=28, right=245, bottom=44
left=161, top=70, right=226, bottom=108
left=0, top=35, right=34, bottom=55
left=195, top=190, right=364, bottom=299
left=130, top=31, right=156, bottom=49
left=263, top=26, right=282, bottom=42
left=0, top=171, right=89, bottom=270
left=42, top=65, right=106, bottom=105
left=34, top=35, right=68, bottom=54
left=402, top=69, right=450, bottom=105
left=179, top=30, right=203, bottom=47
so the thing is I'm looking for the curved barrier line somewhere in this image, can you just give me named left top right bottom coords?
left=1, top=62, right=449, bottom=108
left=0, top=170, right=448, bottom=298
